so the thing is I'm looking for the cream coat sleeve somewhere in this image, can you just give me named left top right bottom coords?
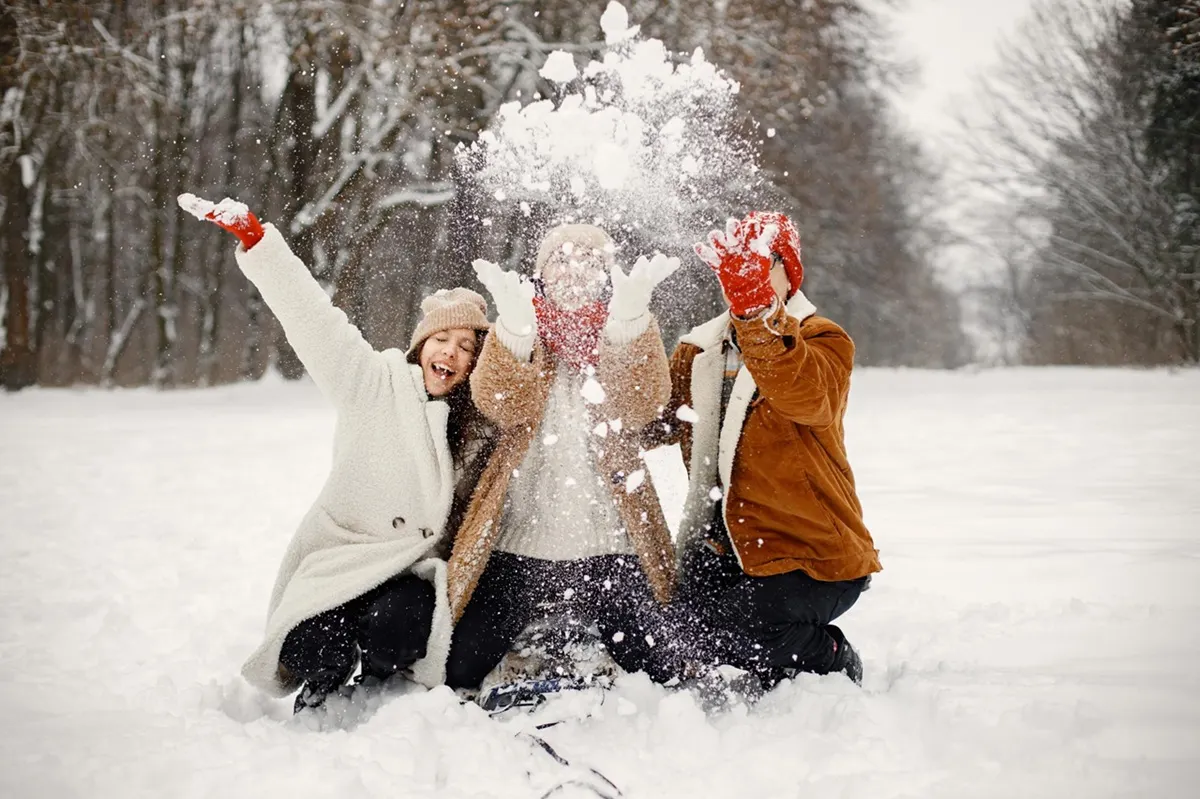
left=235, top=224, right=400, bottom=409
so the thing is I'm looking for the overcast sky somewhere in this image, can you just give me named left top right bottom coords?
left=886, top=0, right=1036, bottom=140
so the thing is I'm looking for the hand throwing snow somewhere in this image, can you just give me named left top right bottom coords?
left=178, top=193, right=264, bottom=250
left=472, top=259, right=537, bottom=338
left=694, top=211, right=804, bottom=318
left=608, top=252, right=680, bottom=323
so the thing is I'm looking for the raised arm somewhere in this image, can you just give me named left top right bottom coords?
left=469, top=258, right=549, bottom=429
left=235, top=225, right=391, bottom=407
left=597, top=252, right=678, bottom=430
left=731, top=306, right=854, bottom=428
left=469, top=331, right=552, bottom=429
left=596, top=321, right=672, bottom=431
left=179, top=194, right=388, bottom=408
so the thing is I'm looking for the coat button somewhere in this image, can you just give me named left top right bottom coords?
left=420, top=527, right=434, bottom=539
left=392, top=516, right=405, bottom=529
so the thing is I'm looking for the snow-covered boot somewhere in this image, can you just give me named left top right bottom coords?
left=293, top=657, right=357, bottom=714
left=827, top=625, right=863, bottom=685
left=477, top=614, right=620, bottom=714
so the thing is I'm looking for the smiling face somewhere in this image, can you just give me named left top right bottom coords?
left=418, top=327, right=479, bottom=397
left=540, top=245, right=609, bottom=310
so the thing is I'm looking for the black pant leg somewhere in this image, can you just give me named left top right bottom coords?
left=725, top=570, right=867, bottom=675
left=583, top=554, right=729, bottom=684
left=356, top=574, right=436, bottom=680
left=587, top=556, right=671, bottom=681
left=278, top=601, right=361, bottom=682
left=445, top=552, right=538, bottom=689
left=672, top=542, right=761, bottom=669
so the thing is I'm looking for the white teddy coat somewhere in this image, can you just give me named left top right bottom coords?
left=237, top=224, right=455, bottom=697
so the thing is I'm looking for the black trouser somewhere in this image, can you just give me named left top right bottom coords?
left=446, top=552, right=684, bottom=689
left=279, top=573, right=435, bottom=684
left=678, top=538, right=868, bottom=682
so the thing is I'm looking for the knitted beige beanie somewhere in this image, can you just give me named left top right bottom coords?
left=407, top=287, right=491, bottom=355
left=534, top=224, right=616, bottom=276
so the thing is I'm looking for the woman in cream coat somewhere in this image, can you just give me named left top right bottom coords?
left=191, top=199, right=493, bottom=711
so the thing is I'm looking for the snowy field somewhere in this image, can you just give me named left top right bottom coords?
left=2, top=367, right=1198, bottom=798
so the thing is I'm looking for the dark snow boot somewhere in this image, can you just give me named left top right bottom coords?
left=476, top=614, right=619, bottom=715
left=293, top=660, right=357, bottom=714
left=826, top=625, right=863, bottom=685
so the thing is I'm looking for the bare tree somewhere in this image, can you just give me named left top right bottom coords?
left=963, top=0, right=1199, bottom=364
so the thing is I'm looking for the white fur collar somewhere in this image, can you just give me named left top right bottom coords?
left=679, top=290, right=817, bottom=352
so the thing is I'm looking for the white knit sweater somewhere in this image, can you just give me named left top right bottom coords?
left=494, top=366, right=633, bottom=559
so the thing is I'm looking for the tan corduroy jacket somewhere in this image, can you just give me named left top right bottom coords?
left=446, top=323, right=678, bottom=621
left=648, top=291, right=881, bottom=583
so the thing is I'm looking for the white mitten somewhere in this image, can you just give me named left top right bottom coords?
left=606, top=252, right=680, bottom=344
left=473, top=259, right=536, bottom=358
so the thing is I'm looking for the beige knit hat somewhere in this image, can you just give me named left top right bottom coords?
left=406, top=287, right=491, bottom=355
left=534, top=224, right=616, bottom=276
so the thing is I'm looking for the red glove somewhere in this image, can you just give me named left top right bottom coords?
left=207, top=207, right=264, bottom=250
left=177, top=193, right=264, bottom=249
left=694, top=220, right=776, bottom=317
left=736, top=211, right=803, bottom=296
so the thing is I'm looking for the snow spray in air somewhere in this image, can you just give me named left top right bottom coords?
left=457, top=1, right=764, bottom=247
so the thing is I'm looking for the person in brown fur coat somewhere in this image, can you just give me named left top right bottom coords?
left=441, top=223, right=682, bottom=689
left=649, top=211, right=881, bottom=687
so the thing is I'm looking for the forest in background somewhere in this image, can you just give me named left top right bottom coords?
left=961, top=0, right=1199, bottom=365
left=1, top=0, right=1196, bottom=391
left=0, top=0, right=968, bottom=389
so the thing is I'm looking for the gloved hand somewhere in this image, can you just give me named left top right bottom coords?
left=736, top=211, right=803, bottom=296
left=608, top=252, right=681, bottom=323
left=694, top=217, right=775, bottom=317
left=472, top=259, right=536, bottom=337
left=177, top=193, right=264, bottom=250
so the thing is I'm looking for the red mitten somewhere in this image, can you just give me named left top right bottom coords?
left=735, top=211, right=804, bottom=296
left=694, top=223, right=776, bottom=317
left=177, top=193, right=264, bottom=250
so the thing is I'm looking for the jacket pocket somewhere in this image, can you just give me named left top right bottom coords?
left=802, top=473, right=849, bottom=539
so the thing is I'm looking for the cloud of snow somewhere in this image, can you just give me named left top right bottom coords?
left=459, top=2, right=762, bottom=247
left=600, top=1, right=638, bottom=45
left=539, top=51, right=579, bottom=83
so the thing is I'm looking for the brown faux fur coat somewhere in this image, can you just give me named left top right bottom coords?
left=446, top=323, right=677, bottom=621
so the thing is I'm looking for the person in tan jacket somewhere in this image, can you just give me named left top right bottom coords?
left=443, top=224, right=682, bottom=689
left=649, top=211, right=881, bottom=686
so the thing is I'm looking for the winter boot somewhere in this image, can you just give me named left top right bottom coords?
left=293, top=657, right=357, bottom=714
left=476, top=614, right=619, bottom=714
left=826, top=625, right=863, bottom=685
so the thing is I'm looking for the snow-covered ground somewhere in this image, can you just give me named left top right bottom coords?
left=2, top=368, right=1197, bottom=798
